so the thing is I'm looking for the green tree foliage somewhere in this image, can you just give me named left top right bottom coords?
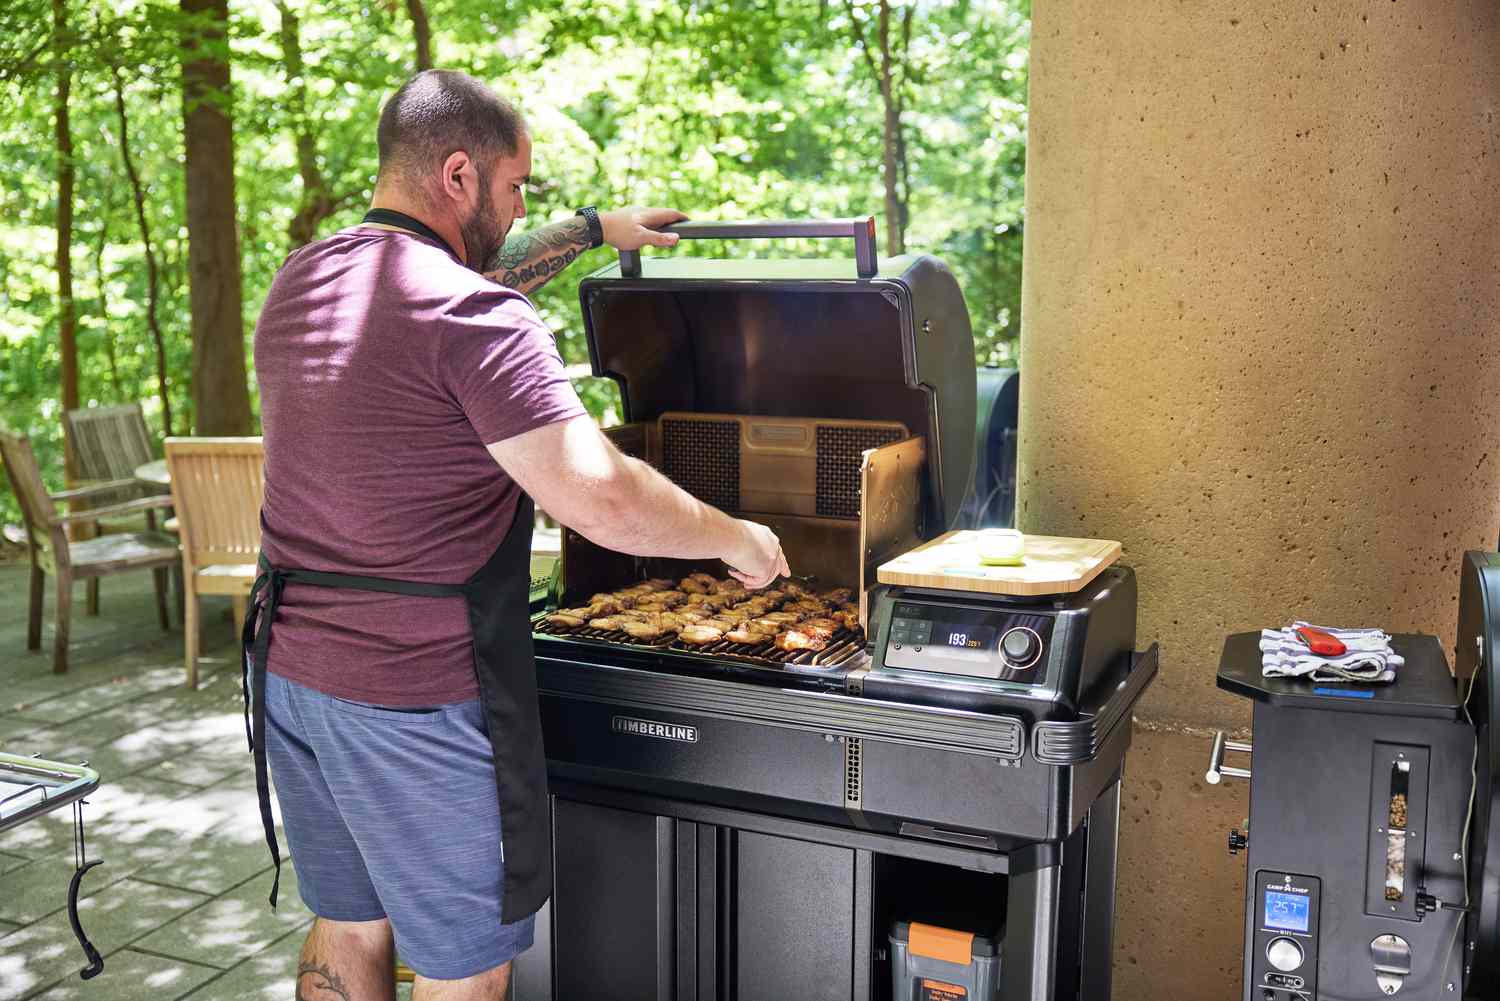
left=0, top=0, right=1027, bottom=526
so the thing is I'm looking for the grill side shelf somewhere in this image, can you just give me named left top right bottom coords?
left=538, top=657, right=1025, bottom=759
left=1031, top=644, right=1160, bottom=765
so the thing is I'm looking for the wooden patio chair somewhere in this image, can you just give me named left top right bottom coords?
left=0, top=428, right=177, bottom=674
left=64, top=403, right=172, bottom=615
left=164, top=437, right=264, bottom=689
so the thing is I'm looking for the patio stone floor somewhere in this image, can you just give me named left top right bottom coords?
left=0, top=563, right=415, bottom=1000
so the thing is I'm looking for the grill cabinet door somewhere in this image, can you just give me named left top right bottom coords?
left=733, top=831, right=856, bottom=1001
left=552, top=798, right=676, bottom=1000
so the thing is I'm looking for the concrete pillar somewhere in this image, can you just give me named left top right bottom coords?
left=1018, top=2, right=1500, bottom=997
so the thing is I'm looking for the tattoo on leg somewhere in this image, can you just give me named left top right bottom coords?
left=296, top=962, right=352, bottom=1001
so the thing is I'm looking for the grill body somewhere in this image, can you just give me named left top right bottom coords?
left=1215, top=549, right=1500, bottom=1001
left=517, top=226, right=1155, bottom=1001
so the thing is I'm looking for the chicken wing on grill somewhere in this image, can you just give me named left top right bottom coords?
left=818, top=588, right=853, bottom=606
left=678, top=624, right=725, bottom=645
left=635, top=591, right=687, bottom=610
left=546, top=610, right=588, bottom=628
left=786, top=599, right=829, bottom=615
left=774, top=628, right=828, bottom=652
left=726, top=619, right=780, bottom=645
left=800, top=617, right=840, bottom=639
left=620, top=619, right=666, bottom=641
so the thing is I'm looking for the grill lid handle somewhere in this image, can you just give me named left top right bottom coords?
left=617, top=217, right=879, bottom=279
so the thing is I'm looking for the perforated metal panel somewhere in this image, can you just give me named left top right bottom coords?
left=816, top=425, right=906, bottom=517
left=661, top=417, right=740, bottom=510
left=843, top=736, right=863, bottom=808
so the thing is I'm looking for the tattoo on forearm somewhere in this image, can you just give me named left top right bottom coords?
left=487, top=217, right=591, bottom=293
left=498, top=247, right=583, bottom=291
left=296, top=962, right=352, bottom=1001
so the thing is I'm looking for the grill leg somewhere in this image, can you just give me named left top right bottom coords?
left=1001, top=858, right=1061, bottom=1001
left=1079, top=780, right=1121, bottom=1001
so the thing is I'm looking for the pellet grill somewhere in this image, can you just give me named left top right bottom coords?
left=1208, top=552, right=1500, bottom=1000
left=512, top=220, right=1159, bottom=1001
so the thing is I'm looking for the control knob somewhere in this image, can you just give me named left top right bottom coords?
left=1266, top=936, right=1304, bottom=972
left=999, top=627, right=1042, bottom=668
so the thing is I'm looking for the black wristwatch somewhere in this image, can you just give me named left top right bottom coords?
left=575, top=206, right=604, bottom=249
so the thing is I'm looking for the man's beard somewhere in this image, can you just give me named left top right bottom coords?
left=459, top=170, right=505, bottom=272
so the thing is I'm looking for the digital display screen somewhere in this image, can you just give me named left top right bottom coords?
left=937, top=623, right=996, bottom=650
left=1264, top=890, right=1309, bottom=932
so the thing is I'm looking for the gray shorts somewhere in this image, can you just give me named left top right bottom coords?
left=263, top=670, right=536, bottom=979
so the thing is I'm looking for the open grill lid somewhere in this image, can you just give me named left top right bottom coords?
left=576, top=218, right=978, bottom=535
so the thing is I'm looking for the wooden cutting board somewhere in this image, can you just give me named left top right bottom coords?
left=876, top=532, right=1122, bottom=596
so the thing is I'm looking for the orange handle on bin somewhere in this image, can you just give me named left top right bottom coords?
left=909, top=922, right=974, bottom=966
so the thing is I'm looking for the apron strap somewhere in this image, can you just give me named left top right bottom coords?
left=242, top=556, right=467, bottom=909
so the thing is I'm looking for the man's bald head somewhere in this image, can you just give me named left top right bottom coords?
left=376, top=70, right=526, bottom=195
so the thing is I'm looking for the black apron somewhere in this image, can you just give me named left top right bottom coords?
left=242, top=496, right=548, bottom=924
left=241, top=209, right=550, bottom=924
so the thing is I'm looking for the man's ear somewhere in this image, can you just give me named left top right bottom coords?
left=437, top=150, right=472, bottom=206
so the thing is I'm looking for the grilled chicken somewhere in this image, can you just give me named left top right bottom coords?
left=726, top=622, right=779, bottom=644
left=640, top=578, right=675, bottom=591
left=762, top=611, right=804, bottom=625
left=635, top=592, right=686, bottom=610
left=832, top=606, right=861, bottom=631
left=592, top=593, right=633, bottom=609
left=781, top=580, right=813, bottom=599
left=620, top=619, right=666, bottom=641
left=588, top=615, right=629, bottom=631
left=678, top=624, right=725, bottom=645
left=546, top=611, right=588, bottom=628
left=800, top=617, right=840, bottom=639
left=818, top=588, right=853, bottom=605
left=786, top=599, right=829, bottom=615
left=774, top=628, right=828, bottom=652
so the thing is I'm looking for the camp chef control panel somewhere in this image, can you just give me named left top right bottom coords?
left=882, top=600, right=1055, bottom=683
left=1251, top=871, right=1320, bottom=1000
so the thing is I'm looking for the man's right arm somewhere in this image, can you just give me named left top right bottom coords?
left=487, top=415, right=789, bottom=588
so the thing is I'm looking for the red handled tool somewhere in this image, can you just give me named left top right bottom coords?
left=1296, top=625, right=1347, bottom=657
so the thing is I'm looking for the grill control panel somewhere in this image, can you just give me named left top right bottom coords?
left=879, top=599, right=1055, bottom=683
left=1251, top=871, right=1320, bottom=1000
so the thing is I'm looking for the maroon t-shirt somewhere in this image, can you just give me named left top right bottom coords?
left=253, top=225, right=586, bottom=705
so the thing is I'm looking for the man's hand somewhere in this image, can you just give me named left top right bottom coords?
left=725, top=519, right=789, bottom=590
left=600, top=206, right=689, bottom=251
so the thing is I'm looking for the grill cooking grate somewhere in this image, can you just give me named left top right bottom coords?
left=534, top=618, right=865, bottom=669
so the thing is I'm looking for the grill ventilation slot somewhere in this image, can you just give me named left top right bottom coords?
left=661, top=417, right=740, bottom=510
left=843, top=736, right=863, bottom=808
left=816, top=425, right=906, bottom=517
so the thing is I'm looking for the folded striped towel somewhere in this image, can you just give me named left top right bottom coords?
left=1259, top=621, right=1403, bottom=683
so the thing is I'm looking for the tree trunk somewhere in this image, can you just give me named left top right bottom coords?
left=92, top=221, right=123, bottom=399
left=278, top=2, right=336, bottom=249
left=180, top=0, right=251, bottom=435
left=845, top=0, right=908, bottom=257
left=876, top=0, right=903, bottom=257
left=405, top=0, right=433, bottom=71
left=54, top=0, right=78, bottom=479
left=113, top=65, right=175, bottom=437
